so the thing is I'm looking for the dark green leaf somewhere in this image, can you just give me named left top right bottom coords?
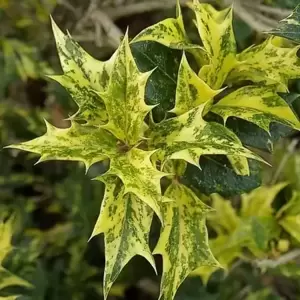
left=268, top=4, right=300, bottom=43
left=183, top=156, right=262, bottom=197
left=130, top=41, right=182, bottom=121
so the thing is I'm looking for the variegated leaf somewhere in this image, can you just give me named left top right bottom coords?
left=6, top=121, right=118, bottom=170
left=99, top=33, right=152, bottom=145
left=241, top=182, right=288, bottom=217
left=90, top=177, right=155, bottom=299
left=193, top=1, right=237, bottom=88
left=133, top=1, right=199, bottom=51
left=149, top=102, right=265, bottom=168
left=50, top=19, right=116, bottom=124
left=170, top=53, right=221, bottom=116
left=154, top=182, right=219, bottom=300
left=268, top=4, right=300, bottom=44
left=100, top=148, right=167, bottom=221
left=212, top=85, right=300, bottom=132
left=227, top=38, right=300, bottom=91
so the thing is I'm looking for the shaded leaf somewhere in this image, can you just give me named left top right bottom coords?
left=184, top=157, right=262, bottom=197
left=268, top=4, right=300, bottom=44
left=130, top=41, right=182, bottom=121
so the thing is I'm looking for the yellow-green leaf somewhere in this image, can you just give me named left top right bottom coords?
left=90, top=177, right=155, bottom=299
left=208, top=194, right=240, bottom=235
left=133, top=1, right=199, bottom=51
left=241, top=182, right=288, bottom=217
left=0, top=267, right=32, bottom=290
left=50, top=19, right=115, bottom=124
left=149, top=102, right=265, bottom=168
left=154, top=182, right=219, bottom=300
left=212, top=85, right=300, bottom=132
left=280, top=215, right=300, bottom=243
left=193, top=1, right=237, bottom=88
left=7, top=121, right=118, bottom=170
left=99, top=33, right=152, bottom=145
left=227, top=38, right=300, bottom=91
left=170, top=53, right=221, bottom=116
left=101, top=148, right=167, bottom=222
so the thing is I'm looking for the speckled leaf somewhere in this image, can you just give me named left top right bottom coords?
left=130, top=41, right=182, bottom=121
left=183, top=156, right=262, bottom=197
left=170, top=53, right=221, bottom=116
left=241, top=182, right=288, bottom=217
left=90, top=177, right=155, bottom=299
left=227, top=38, right=300, bottom=91
left=100, top=148, right=167, bottom=221
left=149, top=103, right=264, bottom=168
left=99, top=33, right=152, bottom=145
left=6, top=121, right=118, bottom=170
left=133, top=1, right=200, bottom=51
left=268, top=4, right=300, bottom=44
left=50, top=19, right=115, bottom=124
left=212, top=85, right=300, bottom=132
left=154, top=182, right=219, bottom=300
left=193, top=1, right=237, bottom=88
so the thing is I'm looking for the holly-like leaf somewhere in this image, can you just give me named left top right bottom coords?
left=241, top=182, right=288, bottom=217
left=170, top=53, right=221, bottom=116
left=132, top=1, right=199, bottom=51
left=193, top=1, right=237, bottom=88
left=99, top=33, right=152, bottom=146
left=149, top=103, right=264, bottom=169
left=183, top=157, right=262, bottom=197
left=130, top=41, right=182, bottom=121
left=268, top=4, right=300, bottom=44
left=154, top=182, right=219, bottom=300
left=50, top=19, right=115, bottom=124
left=227, top=38, right=300, bottom=91
left=90, top=177, right=155, bottom=299
left=100, top=148, right=167, bottom=221
left=212, top=85, right=300, bottom=132
left=6, top=121, right=118, bottom=170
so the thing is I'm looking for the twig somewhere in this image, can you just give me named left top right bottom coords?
left=255, top=249, right=300, bottom=269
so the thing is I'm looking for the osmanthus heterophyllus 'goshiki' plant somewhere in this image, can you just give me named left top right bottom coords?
left=5, top=0, right=300, bottom=299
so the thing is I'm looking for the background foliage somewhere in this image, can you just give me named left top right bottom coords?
left=2, top=0, right=300, bottom=299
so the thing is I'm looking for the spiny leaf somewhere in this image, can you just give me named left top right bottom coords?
left=50, top=19, right=115, bottom=124
left=268, top=4, right=300, bottom=44
left=6, top=121, right=118, bottom=170
left=227, top=38, right=300, bottom=91
left=90, top=177, right=155, bottom=299
left=149, top=102, right=265, bottom=168
left=212, top=85, right=300, bottom=132
left=193, top=1, right=237, bottom=88
left=170, top=53, right=221, bottom=116
left=131, top=41, right=182, bottom=121
left=99, top=33, right=152, bottom=146
left=100, top=148, right=167, bottom=222
left=183, top=156, right=262, bottom=197
left=154, top=182, right=219, bottom=300
left=241, top=182, right=288, bottom=217
left=132, top=1, right=200, bottom=51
